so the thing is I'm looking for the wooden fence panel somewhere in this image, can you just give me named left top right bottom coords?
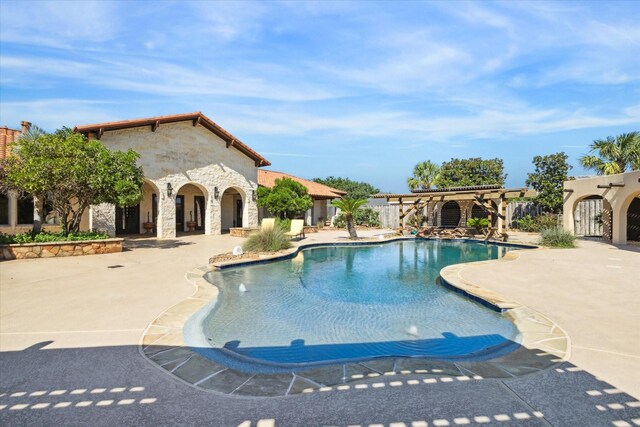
left=574, top=198, right=603, bottom=236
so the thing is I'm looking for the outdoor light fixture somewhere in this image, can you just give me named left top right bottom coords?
left=252, top=190, right=256, bottom=201
left=214, top=187, right=220, bottom=200
left=167, top=183, right=173, bottom=197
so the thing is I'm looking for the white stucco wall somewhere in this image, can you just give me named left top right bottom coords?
left=90, top=121, right=260, bottom=238
left=563, top=170, right=640, bottom=245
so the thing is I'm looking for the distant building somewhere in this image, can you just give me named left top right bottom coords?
left=257, top=170, right=346, bottom=225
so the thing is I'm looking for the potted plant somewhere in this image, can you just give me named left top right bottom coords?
left=186, top=211, right=197, bottom=232
left=143, top=212, right=154, bottom=234
left=317, top=216, right=324, bottom=229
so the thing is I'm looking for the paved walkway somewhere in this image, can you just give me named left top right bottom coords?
left=1, top=230, right=639, bottom=426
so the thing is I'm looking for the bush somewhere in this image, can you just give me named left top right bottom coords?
left=514, top=214, right=559, bottom=232
left=535, top=213, right=559, bottom=230
left=539, top=227, right=576, bottom=248
left=0, top=230, right=109, bottom=244
left=275, top=218, right=291, bottom=232
left=407, top=211, right=426, bottom=230
left=333, top=207, right=380, bottom=228
left=467, top=217, right=489, bottom=229
left=515, top=214, right=536, bottom=232
left=243, top=225, right=292, bottom=252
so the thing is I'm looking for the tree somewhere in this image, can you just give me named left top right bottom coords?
left=3, top=127, right=144, bottom=234
left=526, top=152, right=572, bottom=213
left=434, top=157, right=506, bottom=188
left=331, top=198, right=367, bottom=239
left=407, top=160, right=440, bottom=191
left=313, top=176, right=380, bottom=199
left=579, top=132, right=640, bottom=175
left=257, top=177, right=313, bottom=220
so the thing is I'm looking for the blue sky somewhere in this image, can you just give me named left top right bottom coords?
left=1, top=1, right=639, bottom=192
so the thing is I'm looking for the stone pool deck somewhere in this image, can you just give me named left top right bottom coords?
left=1, top=230, right=639, bottom=426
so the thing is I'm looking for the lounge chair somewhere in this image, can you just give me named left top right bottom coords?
left=285, top=219, right=305, bottom=240
left=261, top=218, right=275, bottom=231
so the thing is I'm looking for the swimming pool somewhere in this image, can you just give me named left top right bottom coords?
left=185, top=239, right=523, bottom=373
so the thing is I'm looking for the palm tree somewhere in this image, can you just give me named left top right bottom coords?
left=407, top=160, right=440, bottom=191
left=331, top=198, right=367, bottom=239
left=579, top=132, right=640, bottom=175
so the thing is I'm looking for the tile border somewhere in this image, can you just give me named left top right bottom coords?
left=139, top=237, right=569, bottom=397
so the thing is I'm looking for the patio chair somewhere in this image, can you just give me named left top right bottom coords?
left=285, top=219, right=305, bottom=240
left=261, top=218, right=275, bottom=231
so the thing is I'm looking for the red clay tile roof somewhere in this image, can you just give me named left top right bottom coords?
left=0, top=126, right=21, bottom=159
left=258, top=170, right=347, bottom=199
left=73, top=112, right=270, bottom=167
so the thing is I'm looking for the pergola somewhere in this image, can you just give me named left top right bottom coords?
left=373, top=185, right=536, bottom=237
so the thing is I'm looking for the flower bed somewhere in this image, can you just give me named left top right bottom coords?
left=1, top=238, right=123, bottom=260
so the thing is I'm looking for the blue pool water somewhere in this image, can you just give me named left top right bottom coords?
left=189, top=240, right=522, bottom=371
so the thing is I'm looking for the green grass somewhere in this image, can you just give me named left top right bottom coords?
left=539, top=227, right=576, bottom=248
left=243, top=225, right=292, bottom=252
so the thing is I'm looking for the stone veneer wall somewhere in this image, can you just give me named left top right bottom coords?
left=91, top=121, right=260, bottom=239
left=1, top=238, right=123, bottom=260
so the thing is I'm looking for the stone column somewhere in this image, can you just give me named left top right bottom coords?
left=157, top=193, right=176, bottom=239
left=33, top=195, right=44, bottom=233
left=90, top=203, right=116, bottom=237
left=207, top=192, right=221, bottom=235
left=245, top=191, right=258, bottom=228
left=8, top=192, right=17, bottom=230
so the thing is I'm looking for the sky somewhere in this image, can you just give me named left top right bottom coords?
left=1, top=1, right=639, bottom=193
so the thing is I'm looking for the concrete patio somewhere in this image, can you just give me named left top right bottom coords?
left=1, top=230, right=639, bottom=426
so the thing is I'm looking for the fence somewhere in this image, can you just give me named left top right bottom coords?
left=369, top=200, right=602, bottom=235
left=573, top=198, right=603, bottom=236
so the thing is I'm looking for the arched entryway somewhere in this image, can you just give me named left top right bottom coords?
left=441, top=201, right=461, bottom=228
left=626, top=194, right=640, bottom=242
left=220, top=187, right=246, bottom=232
left=175, top=183, right=208, bottom=234
left=116, top=180, right=160, bottom=236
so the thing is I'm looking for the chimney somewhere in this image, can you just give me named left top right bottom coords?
left=21, top=121, right=32, bottom=134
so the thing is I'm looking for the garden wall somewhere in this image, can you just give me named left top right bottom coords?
left=0, top=238, right=123, bottom=260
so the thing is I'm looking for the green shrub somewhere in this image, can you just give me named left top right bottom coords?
left=275, top=218, right=291, bottom=232
left=333, top=207, right=380, bottom=228
left=407, top=211, right=426, bottom=230
left=515, top=214, right=536, bottom=232
left=539, top=227, right=576, bottom=248
left=0, top=230, right=109, bottom=244
left=0, top=233, right=16, bottom=244
left=535, top=213, right=559, bottom=230
left=467, top=217, right=489, bottom=229
left=243, top=225, right=292, bottom=252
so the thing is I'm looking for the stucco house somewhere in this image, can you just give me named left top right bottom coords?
left=1, top=112, right=271, bottom=239
left=257, top=170, right=346, bottom=225
left=563, top=170, right=640, bottom=245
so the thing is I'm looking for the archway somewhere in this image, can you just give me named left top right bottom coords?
left=441, top=201, right=461, bottom=228
left=175, top=183, right=208, bottom=234
left=573, top=195, right=607, bottom=238
left=626, top=194, right=640, bottom=242
left=220, top=187, right=246, bottom=232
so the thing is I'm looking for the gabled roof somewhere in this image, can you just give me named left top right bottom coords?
left=74, top=112, right=270, bottom=167
left=258, top=170, right=347, bottom=199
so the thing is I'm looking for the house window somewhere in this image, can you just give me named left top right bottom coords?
left=0, top=194, right=8, bottom=225
left=17, top=195, right=34, bottom=225
left=43, top=198, right=59, bottom=225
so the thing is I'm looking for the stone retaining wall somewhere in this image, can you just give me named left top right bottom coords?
left=0, top=238, right=123, bottom=260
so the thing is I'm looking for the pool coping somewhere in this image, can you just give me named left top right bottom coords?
left=139, top=236, right=570, bottom=398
